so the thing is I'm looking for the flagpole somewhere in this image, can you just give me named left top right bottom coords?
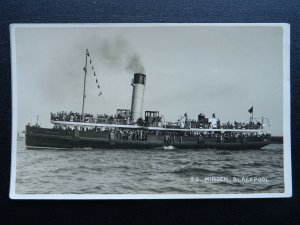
left=81, top=49, right=88, bottom=122
left=251, top=106, right=253, bottom=123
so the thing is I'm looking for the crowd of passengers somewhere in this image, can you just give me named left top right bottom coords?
left=187, top=119, right=261, bottom=130
left=51, top=111, right=129, bottom=124
left=51, top=111, right=262, bottom=130
left=111, top=129, right=269, bottom=143
left=53, top=125, right=269, bottom=143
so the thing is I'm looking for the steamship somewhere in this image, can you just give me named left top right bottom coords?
left=25, top=50, right=271, bottom=150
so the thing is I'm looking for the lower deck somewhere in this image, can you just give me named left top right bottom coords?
left=25, top=126, right=271, bottom=150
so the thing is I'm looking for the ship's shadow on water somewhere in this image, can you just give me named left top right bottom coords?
left=16, top=139, right=284, bottom=195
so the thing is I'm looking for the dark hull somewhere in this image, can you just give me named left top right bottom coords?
left=25, top=126, right=270, bottom=150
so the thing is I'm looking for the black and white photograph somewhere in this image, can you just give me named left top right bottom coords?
left=10, top=23, right=291, bottom=199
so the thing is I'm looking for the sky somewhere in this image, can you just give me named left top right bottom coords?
left=14, top=24, right=286, bottom=135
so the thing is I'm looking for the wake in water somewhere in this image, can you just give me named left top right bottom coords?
left=154, top=145, right=176, bottom=150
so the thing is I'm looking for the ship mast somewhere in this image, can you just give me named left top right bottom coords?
left=81, top=49, right=89, bottom=122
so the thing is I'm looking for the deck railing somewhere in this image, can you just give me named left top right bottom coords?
left=50, top=113, right=262, bottom=130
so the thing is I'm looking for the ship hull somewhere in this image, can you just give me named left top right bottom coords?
left=25, top=126, right=270, bottom=150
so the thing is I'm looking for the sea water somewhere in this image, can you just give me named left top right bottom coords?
left=15, top=137, right=284, bottom=194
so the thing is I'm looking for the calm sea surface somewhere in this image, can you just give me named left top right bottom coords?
left=15, top=137, right=284, bottom=194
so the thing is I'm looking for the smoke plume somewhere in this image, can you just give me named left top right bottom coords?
left=126, top=54, right=145, bottom=73
left=96, top=36, right=145, bottom=74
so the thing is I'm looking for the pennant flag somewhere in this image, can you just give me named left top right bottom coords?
left=248, top=106, right=253, bottom=113
left=84, top=50, right=102, bottom=97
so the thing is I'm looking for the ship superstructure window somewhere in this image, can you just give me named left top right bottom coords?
left=117, top=109, right=131, bottom=118
left=145, top=111, right=160, bottom=127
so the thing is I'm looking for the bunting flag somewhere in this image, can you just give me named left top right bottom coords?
left=248, top=106, right=253, bottom=113
left=86, top=50, right=103, bottom=96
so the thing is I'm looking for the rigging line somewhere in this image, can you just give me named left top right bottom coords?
left=101, top=95, right=110, bottom=115
left=86, top=51, right=109, bottom=113
left=87, top=51, right=103, bottom=95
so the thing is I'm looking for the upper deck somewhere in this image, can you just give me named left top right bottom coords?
left=50, top=111, right=267, bottom=134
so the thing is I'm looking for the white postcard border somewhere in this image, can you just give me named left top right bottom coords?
left=9, top=23, right=292, bottom=199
